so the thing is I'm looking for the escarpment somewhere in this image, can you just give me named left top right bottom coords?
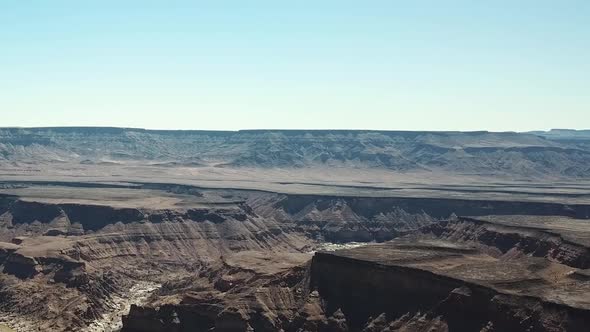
left=0, top=195, right=260, bottom=235
left=3, top=127, right=590, bottom=178
left=419, top=216, right=590, bottom=269
left=309, top=243, right=590, bottom=332
left=254, top=194, right=590, bottom=221
left=248, top=193, right=590, bottom=244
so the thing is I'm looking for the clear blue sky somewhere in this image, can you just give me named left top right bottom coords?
left=1, top=1, right=588, bottom=131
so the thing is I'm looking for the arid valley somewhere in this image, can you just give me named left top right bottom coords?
left=0, top=128, right=589, bottom=331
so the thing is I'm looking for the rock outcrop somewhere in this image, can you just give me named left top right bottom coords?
left=420, top=216, right=590, bottom=269
left=123, top=240, right=590, bottom=331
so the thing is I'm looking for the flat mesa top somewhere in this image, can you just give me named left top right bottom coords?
left=325, top=240, right=590, bottom=310
left=0, top=185, right=244, bottom=210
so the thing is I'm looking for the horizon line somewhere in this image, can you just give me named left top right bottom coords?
left=1, top=126, right=589, bottom=134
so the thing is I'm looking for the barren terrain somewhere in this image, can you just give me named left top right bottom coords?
left=0, top=128, right=589, bottom=331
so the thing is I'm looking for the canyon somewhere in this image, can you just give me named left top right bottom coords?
left=0, top=128, right=589, bottom=331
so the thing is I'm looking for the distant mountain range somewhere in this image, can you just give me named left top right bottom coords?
left=1, top=127, right=589, bottom=178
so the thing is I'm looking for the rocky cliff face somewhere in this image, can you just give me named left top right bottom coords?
left=122, top=252, right=313, bottom=332
left=123, top=240, right=590, bottom=332
left=248, top=194, right=435, bottom=243
left=248, top=193, right=590, bottom=243
left=420, top=216, right=590, bottom=269
left=309, top=250, right=590, bottom=332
